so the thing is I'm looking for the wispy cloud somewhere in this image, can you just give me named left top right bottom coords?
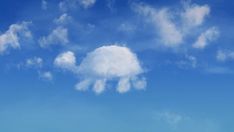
left=216, top=50, right=234, bottom=62
left=41, top=0, right=48, bottom=10
left=0, top=21, right=32, bottom=54
left=39, top=26, right=69, bottom=48
left=193, top=27, right=219, bottom=49
left=59, top=0, right=96, bottom=12
left=133, top=2, right=218, bottom=49
left=133, top=3, right=183, bottom=47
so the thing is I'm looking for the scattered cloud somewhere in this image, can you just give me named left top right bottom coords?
left=54, top=45, right=146, bottom=94
left=39, top=71, right=53, bottom=81
left=181, top=3, right=210, bottom=29
left=39, top=26, right=69, bottom=48
left=54, top=51, right=77, bottom=72
left=176, top=55, right=197, bottom=69
left=0, top=21, right=32, bottom=54
left=106, top=0, right=115, bottom=12
left=26, top=57, right=43, bottom=68
left=193, top=27, right=219, bottom=49
left=134, top=3, right=183, bottom=47
left=155, top=111, right=185, bottom=128
left=79, top=0, right=96, bottom=9
left=118, top=23, right=136, bottom=33
left=59, top=0, right=96, bottom=11
left=153, top=111, right=220, bottom=132
left=133, top=2, right=218, bottom=49
left=216, top=50, right=234, bottom=62
left=54, top=13, right=72, bottom=25
left=41, top=0, right=48, bottom=10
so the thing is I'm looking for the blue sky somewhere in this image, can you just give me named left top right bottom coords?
left=0, top=0, right=234, bottom=131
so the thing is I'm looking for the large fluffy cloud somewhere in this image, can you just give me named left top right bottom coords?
left=54, top=45, right=146, bottom=94
left=0, top=21, right=32, bottom=54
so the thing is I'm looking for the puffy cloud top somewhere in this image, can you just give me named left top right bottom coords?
left=76, top=45, right=146, bottom=94
left=54, top=45, right=146, bottom=94
left=78, top=45, right=143, bottom=78
left=54, top=51, right=77, bottom=71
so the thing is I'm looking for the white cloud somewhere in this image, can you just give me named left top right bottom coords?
left=54, top=13, right=72, bottom=25
left=182, top=3, right=210, bottom=28
left=76, top=45, right=146, bottom=94
left=134, top=4, right=183, bottom=47
left=79, top=0, right=96, bottom=9
left=155, top=111, right=185, bottom=127
left=216, top=50, right=234, bottom=62
left=118, top=23, right=136, bottom=33
left=193, top=27, right=219, bottom=49
left=39, top=71, right=53, bottom=81
left=59, top=0, right=96, bottom=11
left=0, top=21, right=32, bottom=54
left=54, top=51, right=77, bottom=72
left=154, top=111, right=220, bottom=131
left=54, top=45, right=146, bottom=94
left=133, top=2, right=218, bottom=49
left=177, top=55, right=197, bottom=69
left=41, top=0, right=48, bottom=10
left=26, top=57, right=43, bottom=68
left=39, top=26, right=69, bottom=48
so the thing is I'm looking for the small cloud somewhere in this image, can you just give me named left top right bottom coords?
left=39, top=26, right=69, bottom=48
left=132, top=2, right=218, bottom=49
left=193, top=27, right=219, bottom=49
left=118, top=23, right=136, bottom=33
left=41, top=0, right=48, bottom=10
left=181, top=3, right=210, bottom=29
left=58, top=0, right=96, bottom=12
left=54, top=51, right=77, bottom=72
left=176, top=55, right=197, bottom=69
left=79, top=0, right=96, bottom=9
left=39, top=71, right=53, bottom=81
left=153, top=111, right=220, bottom=132
left=216, top=50, right=234, bottom=62
left=134, top=3, right=183, bottom=47
left=106, top=0, right=115, bottom=12
left=54, top=13, right=72, bottom=25
left=26, top=57, right=43, bottom=68
left=155, top=111, right=186, bottom=128
left=0, top=21, right=32, bottom=54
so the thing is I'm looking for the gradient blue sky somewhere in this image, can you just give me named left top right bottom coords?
left=0, top=0, right=234, bottom=131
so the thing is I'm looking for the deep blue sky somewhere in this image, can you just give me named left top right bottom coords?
left=0, top=0, right=234, bottom=132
